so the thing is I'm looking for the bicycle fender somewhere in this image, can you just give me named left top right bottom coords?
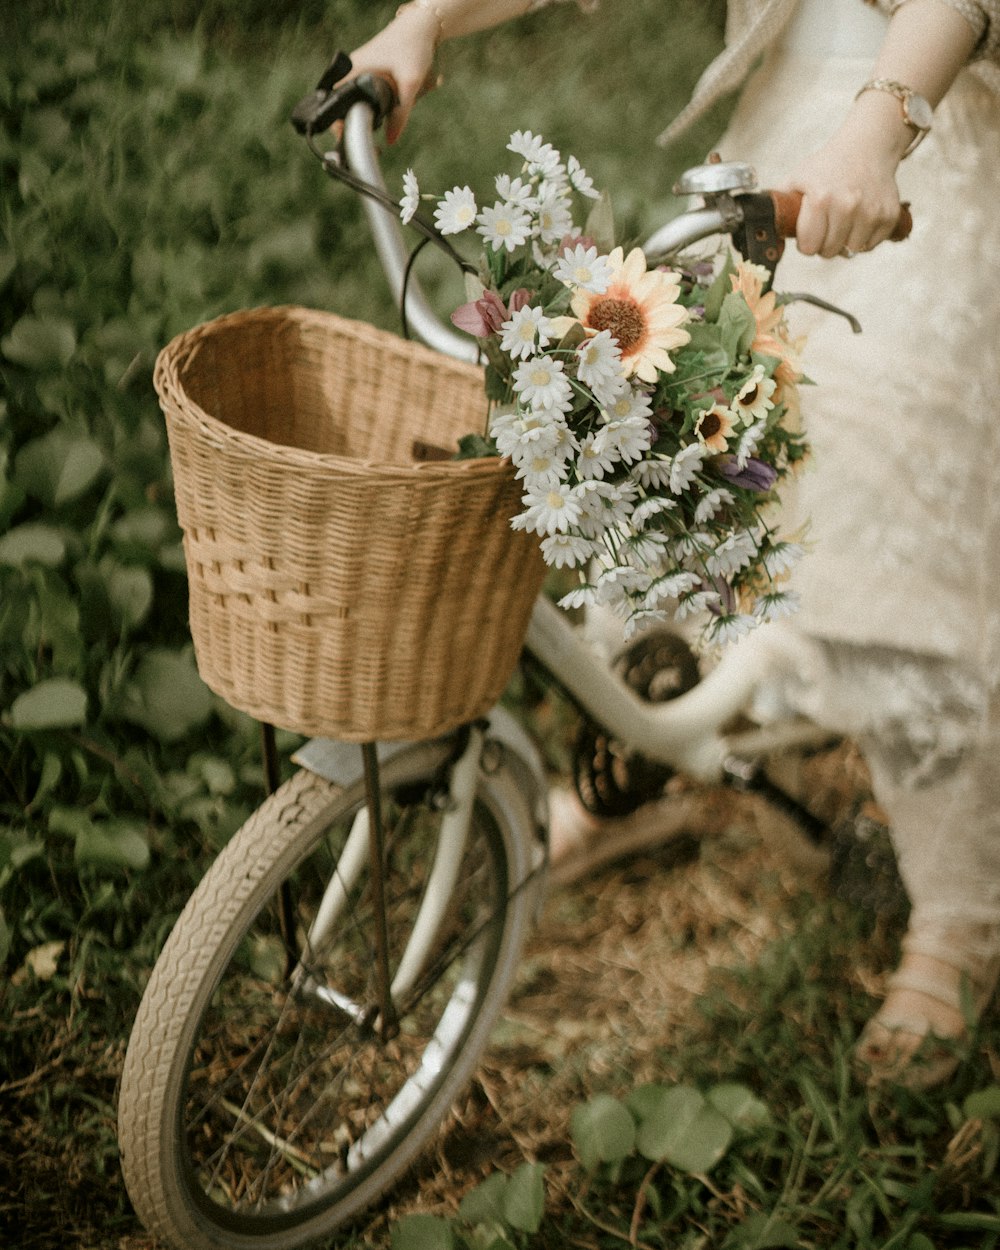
left=291, top=708, right=548, bottom=838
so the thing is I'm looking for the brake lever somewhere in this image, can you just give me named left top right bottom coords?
left=291, top=53, right=398, bottom=136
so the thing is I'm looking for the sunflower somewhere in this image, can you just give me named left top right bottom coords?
left=695, top=403, right=735, bottom=452
left=569, top=246, right=690, bottom=382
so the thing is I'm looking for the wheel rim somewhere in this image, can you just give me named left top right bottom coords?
left=177, top=782, right=509, bottom=1234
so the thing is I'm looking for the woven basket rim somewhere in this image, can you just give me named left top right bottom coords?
left=154, top=304, right=507, bottom=481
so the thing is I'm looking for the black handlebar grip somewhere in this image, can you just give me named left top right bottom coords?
left=291, top=55, right=398, bottom=136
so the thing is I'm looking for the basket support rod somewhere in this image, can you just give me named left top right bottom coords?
left=361, top=742, right=399, bottom=1040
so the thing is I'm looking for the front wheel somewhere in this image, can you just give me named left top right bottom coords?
left=118, top=737, right=541, bottom=1250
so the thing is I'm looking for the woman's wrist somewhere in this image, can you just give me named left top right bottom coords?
left=846, top=88, right=921, bottom=163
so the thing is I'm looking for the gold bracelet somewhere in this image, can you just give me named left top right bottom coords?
left=396, top=0, right=447, bottom=47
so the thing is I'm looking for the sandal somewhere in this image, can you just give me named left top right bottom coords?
left=855, top=933, right=1000, bottom=1090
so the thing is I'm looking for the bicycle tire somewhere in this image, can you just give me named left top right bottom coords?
left=118, top=739, right=540, bottom=1250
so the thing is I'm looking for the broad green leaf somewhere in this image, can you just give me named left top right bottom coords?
left=707, top=1083, right=771, bottom=1132
left=390, top=1214, right=455, bottom=1250
left=0, top=909, right=9, bottom=969
left=30, top=751, right=63, bottom=810
left=718, top=290, right=757, bottom=362
left=21, top=939, right=65, bottom=981
left=631, top=1084, right=733, bottom=1174
left=501, top=1162, right=545, bottom=1233
left=703, top=251, right=736, bottom=322
left=15, top=428, right=105, bottom=507
left=0, top=522, right=66, bottom=567
left=101, top=560, right=154, bottom=630
left=9, top=678, right=87, bottom=730
left=964, top=1086, right=1000, bottom=1122
left=247, top=934, right=286, bottom=983
left=458, top=1172, right=508, bottom=1225
left=722, top=1213, right=801, bottom=1249
left=120, top=649, right=213, bottom=743
left=74, top=819, right=150, bottom=871
left=571, top=1093, right=636, bottom=1170
left=1, top=314, right=76, bottom=370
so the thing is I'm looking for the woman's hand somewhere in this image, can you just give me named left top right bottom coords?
left=781, top=96, right=909, bottom=258
left=346, top=6, right=440, bottom=144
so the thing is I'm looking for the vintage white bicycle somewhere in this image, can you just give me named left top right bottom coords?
left=116, top=62, right=909, bottom=1250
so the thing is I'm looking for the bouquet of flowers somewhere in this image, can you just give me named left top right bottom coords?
left=399, top=131, right=809, bottom=647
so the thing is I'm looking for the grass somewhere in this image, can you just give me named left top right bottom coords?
left=1, top=3, right=999, bottom=1249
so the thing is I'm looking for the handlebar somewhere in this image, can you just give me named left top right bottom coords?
left=293, top=57, right=913, bottom=361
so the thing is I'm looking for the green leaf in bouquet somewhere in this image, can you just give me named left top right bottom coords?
left=703, top=251, right=736, bottom=323
left=1, top=314, right=77, bottom=371
left=9, top=677, right=88, bottom=730
left=629, top=1083, right=734, bottom=1173
left=455, top=433, right=498, bottom=461
left=119, top=648, right=213, bottom=743
left=681, top=321, right=728, bottom=371
left=0, top=523, right=66, bottom=568
left=718, top=291, right=757, bottom=363
left=570, top=1092, right=637, bottom=1170
left=32, top=576, right=84, bottom=670
left=584, top=190, right=615, bottom=254
left=14, top=428, right=105, bottom=508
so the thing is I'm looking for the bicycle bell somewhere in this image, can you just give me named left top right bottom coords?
left=672, top=159, right=758, bottom=199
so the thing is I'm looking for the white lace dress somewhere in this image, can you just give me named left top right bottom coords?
left=707, top=0, right=1000, bottom=960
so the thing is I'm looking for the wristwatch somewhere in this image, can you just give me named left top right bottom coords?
left=856, top=79, right=933, bottom=157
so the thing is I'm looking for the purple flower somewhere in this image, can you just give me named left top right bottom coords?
left=718, top=456, right=778, bottom=492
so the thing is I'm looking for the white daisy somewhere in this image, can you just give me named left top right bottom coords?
left=492, top=412, right=561, bottom=460
left=576, top=431, right=619, bottom=480
left=507, top=130, right=561, bottom=177
left=622, top=609, right=671, bottom=641
left=533, top=190, right=574, bottom=245
left=590, top=371, right=631, bottom=409
left=597, top=564, right=651, bottom=597
left=512, top=355, right=573, bottom=411
left=500, top=305, right=553, bottom=361
left=511, top=483, right=584, bottom=536
left=754, top=590, right=801, bottom=621
left=710, top=613, right=759, bottom=646
left=514, top=450, right=568, bottom=491
left=602, top=386, right=654, bottom=423
left=762, top=541, right=805, bottom=577
left=540, top=533, right=595, bottom=568
left=399, top=169, right=420, bottom=225
left=434, top=185, right=477, bottom=235
left=694, top=487, right=736, bottom=526
left=600, top=415, right=653, bottom=464
left=631, top=496, right=677, bottom=528
left=553, top=244, right=612, bottom=294
left=668, top=443, right=706, bottom=495
left=567, top=154, right=600, bottom=199
left=494, top=173, right=536, bottom=207
left=558, top=583, right=600, bottom=610
left=735, top=419, right=767, bottom=470
left=630, top=457, right=674, bottom=489
left=476, top=200, right=533, bottom=253
left=675, top=589, right=722, bottom=621
left=706, top=530, right=759, bottom=578
left=575, top=329, right=623, bottom=390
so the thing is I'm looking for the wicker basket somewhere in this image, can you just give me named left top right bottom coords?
left=154, top=305, right=545, bottom=741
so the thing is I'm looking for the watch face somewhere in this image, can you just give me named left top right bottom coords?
left=907, top=92, right=933, bottom=130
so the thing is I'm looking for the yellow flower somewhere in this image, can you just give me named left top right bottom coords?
left=570, top=246, right=690, bottom=383
left=733, top=365, right=777, bottom=425
left=731, top=261, right=803, bottom=382
left=695, top=403, right=735, bottom=452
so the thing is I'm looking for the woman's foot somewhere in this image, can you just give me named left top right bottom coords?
left=855, top=936, right=1000, bottom=1090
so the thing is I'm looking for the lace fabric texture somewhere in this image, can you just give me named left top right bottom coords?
left=719, top=5, right=1000, bottom=953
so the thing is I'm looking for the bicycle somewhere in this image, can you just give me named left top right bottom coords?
left=117, top=61, right=910, bottom=1250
